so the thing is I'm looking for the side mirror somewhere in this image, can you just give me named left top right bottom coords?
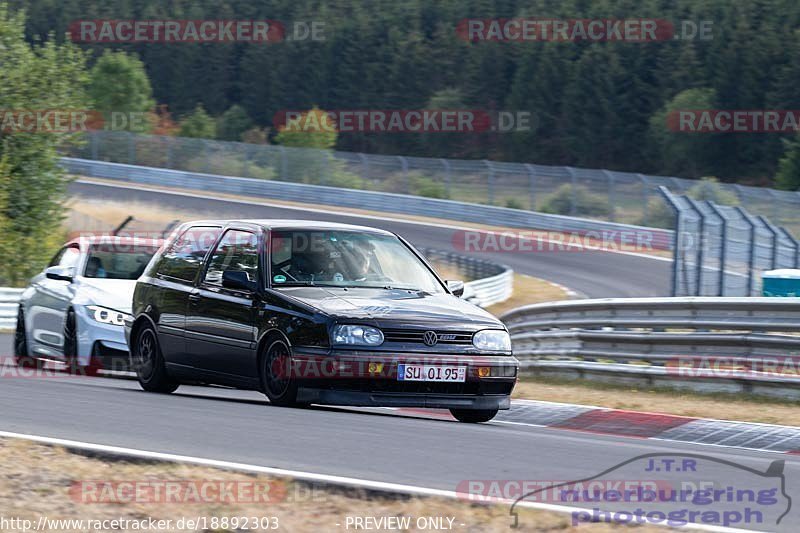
left=446, top=279, right=465, bottom=297
left=45, top=266, right=74, bottom=282
left=222, top=270, right=257, bottom=293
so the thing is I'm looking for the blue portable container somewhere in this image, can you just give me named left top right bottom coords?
left=762, top=269, right=800, bottom=297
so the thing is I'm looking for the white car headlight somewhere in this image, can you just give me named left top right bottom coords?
left=333, top=325, right=384, bottom=346
left=472, top=329, right=511, bottom=351
left=86, top=305, right=130, bottom=326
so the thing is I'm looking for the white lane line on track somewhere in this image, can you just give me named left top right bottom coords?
left=0, top=429, right=759, bottom=533
left=74, top=178, right=673, bottom=263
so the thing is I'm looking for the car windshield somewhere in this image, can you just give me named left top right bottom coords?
left=84, top=243, right=160, bottom=280
left=270, top=230, right=444, bottom=293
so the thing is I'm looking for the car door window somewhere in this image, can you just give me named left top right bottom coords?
left=203, top=230, right=259, bottom=286
left=155, top=226, right=222, bottom=283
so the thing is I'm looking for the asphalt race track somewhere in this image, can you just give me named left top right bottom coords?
left=4, top=184, right=787, bottom=531
left=0, top=334, right=797, bottom=531
left=69, top=180, right=671, bottom=299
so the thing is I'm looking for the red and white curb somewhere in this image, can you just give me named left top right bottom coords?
left=399, top=399, right=800, bottom=455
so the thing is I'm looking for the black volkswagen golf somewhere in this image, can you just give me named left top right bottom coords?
left=126, top=220, right=518, bottom=422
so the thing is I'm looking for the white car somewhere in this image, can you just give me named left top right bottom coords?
left=14, top=236, right=162, bottom=375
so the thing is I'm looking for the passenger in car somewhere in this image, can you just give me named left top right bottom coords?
left=85, top=257, right=106, bottom=278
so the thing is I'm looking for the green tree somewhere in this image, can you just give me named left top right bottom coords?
left=274, top=107, right=337, bottom=149
left=0, top=3, right=89, bottom=285
left=274, top=108, right=347, bottom=185
left=648, top=88, right=718, bottom=178
left=88, top=50, right=154, bottom=133
left=216, top=105, right=253, bottom=142
left=179, top=104, right=216, bottom=139
left=775, top=135, right=800, bottom=191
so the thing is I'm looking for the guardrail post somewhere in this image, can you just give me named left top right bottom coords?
left=757, top=215, right=780, bottom=270
left=777, top=226, right=800, bottom=269
left=684, top=198, right=706, bottom=296
left=566, top=167, right=577, bottom=216
left=398, top=156, right=409, bottom=194
left=484, top=160, right=495, bottom=205
left=735, top=207, right=757, bottom=296
left=706, top=201, right=728, bottom=296
left=524, top=164, right=536, bottom=211
left=782, top=227, right=800, bottom=269
left=602, top=170, right=616, bottom=222
left=658, top=186, right=685, bottom=296
left=440, top=158, right=451, bottom=198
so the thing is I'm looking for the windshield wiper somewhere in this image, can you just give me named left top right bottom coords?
left=276, top=281, right=349, bottom=287
left=275, top=281, right=317, bottom=287
left=381, top=285, right=423, bottom=291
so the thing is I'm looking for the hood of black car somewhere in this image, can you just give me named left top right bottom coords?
left=273, top=287, right=504, bottom=330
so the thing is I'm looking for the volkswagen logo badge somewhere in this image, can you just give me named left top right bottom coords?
left=423, top=331, right=438, bottom=346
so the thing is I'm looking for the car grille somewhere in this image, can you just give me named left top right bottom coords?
left=382, top=329, right=474, bottom=345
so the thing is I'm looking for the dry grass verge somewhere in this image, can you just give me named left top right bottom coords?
left=486, top=274, right=570, bottom=317
left=0, top=438, right=665, bottom=532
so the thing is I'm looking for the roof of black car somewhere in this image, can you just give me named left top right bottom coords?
left=183, top=219, right=395, bottom=235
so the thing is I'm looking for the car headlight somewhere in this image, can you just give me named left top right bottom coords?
left=332, top=325, right=384, bottom=346
left=86, top=305, right=130, bottom=326
left=472, top=329, right=511, bottom=351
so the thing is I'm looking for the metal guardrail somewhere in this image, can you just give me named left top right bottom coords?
left=0, top=288, right=24, bottom=329
left=68, top=131, right=800, bottom=235
left=61, top=157, right=674, bottom=251
left=501, top=297, right=800, bottom=399
left=420, top=248, right=513, bottom=308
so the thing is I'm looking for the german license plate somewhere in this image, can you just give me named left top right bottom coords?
left=397, top=364, right=466, bottom=382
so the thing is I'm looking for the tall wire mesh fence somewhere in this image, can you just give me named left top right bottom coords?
left=659, top=187, right=800, bottom=296
left=65, top=131, right=800, bottom=234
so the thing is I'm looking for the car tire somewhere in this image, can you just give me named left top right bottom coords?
left=449, top=408, right=499, bottom=423
left=260, top=338, right=302, bottom=407
left=14, top=307, right=38, bottom=368
left=132, top=323, right=179, bottom=394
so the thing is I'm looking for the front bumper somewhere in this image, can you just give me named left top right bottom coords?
left=291, top=350, right=518, bottom=410
left=75, top=306, right=129, bottom=367
left=297, top=389, right=511, bottom=409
